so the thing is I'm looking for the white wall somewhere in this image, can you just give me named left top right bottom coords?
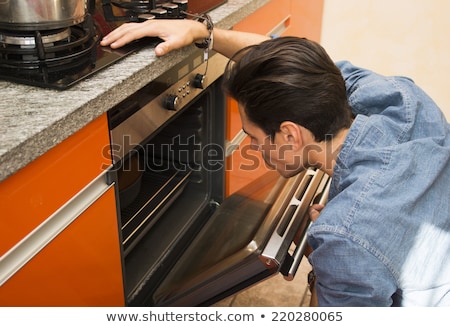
left=321, top=0, right=450, bottom=119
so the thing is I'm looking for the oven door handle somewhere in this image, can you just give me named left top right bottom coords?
left=259, top=169, right=330, bottom=280
left=283, top=178, right=331, bottom=281
left=225, top=129, right=247, bottom=157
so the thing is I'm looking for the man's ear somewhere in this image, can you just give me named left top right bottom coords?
left=279, top=121, right=303, bottom=151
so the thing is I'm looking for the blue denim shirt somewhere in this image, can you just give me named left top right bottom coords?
left=307, top=61, right=450, bottom=306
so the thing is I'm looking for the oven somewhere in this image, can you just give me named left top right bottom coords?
left=108, top=48, right=331, bottom=306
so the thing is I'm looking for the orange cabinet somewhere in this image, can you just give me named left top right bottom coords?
left=0, top=186, right=124, bottom=306
left=0, top=114, right=112, bottom=256
left=226, top=0, right=324, bottom=196
left=0, top=114, right=124, bottom=306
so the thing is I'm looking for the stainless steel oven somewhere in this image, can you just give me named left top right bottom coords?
left=108, top=50, right=330, bottom=306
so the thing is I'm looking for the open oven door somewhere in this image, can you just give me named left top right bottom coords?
left=152, top=168, right=331, bottom=306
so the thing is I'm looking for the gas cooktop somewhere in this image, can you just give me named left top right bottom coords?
left=0, top=0, right=226, bottom=90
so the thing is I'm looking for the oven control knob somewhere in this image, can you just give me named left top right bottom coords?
left=193, top=73, right=206, bottom=89
left=164, top=94, right=179, bottom=111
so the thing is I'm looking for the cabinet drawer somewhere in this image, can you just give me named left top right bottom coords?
left=0, top=186, right=124, bottom=306
left=232, top=0, right=291, bottom=35
left=0, top=114, right=111, bottom=256
left=285, top=0, right=324, bottom=41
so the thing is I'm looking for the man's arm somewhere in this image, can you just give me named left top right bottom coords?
left=100, top=19, right=269, bottom=58
left=211, top=27, right=269, bottom=59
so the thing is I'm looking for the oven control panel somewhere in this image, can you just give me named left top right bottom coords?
left=163, top=73, right=206, bottom=111
left=109, top=51, right=228, bottom=162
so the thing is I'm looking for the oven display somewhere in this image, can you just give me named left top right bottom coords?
left=178, top=64, right=189, bottom=80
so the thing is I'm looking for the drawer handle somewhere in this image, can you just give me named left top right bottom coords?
left=225, top=129, right=248, bottom=157
left=268, top=15, right=291, bottom=37
left=0, top=169, right=113, bottom=286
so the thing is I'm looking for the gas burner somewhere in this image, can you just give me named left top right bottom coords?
left=102, top=0, right=188, bottom=21
left=0, top=0, right=227, bottom=89
left=0, top=15, right=98, bottom=88
left=0, top=28, right=72, bottom=47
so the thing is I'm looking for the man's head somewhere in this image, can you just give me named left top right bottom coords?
left=223, top=36, right=353, bottom=176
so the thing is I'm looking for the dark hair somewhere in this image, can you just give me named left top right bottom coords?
left=222, top=36, right=353, bottom=142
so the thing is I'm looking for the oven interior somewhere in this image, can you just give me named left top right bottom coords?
left=113, top=73, right=226, bottom=306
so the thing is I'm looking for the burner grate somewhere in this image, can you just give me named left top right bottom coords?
left=0, top=15, right=103, bottom=88
left=0, top=25, right=97, bottom=69
left=0, top=0, right=227, bottom=89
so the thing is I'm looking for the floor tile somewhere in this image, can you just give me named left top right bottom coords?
left=212, top=256, right=312, bottom=307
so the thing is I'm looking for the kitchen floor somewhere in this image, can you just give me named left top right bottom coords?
left=213, top=253, right=313, bottom=307
left=213, top=0, right=450, bottom=307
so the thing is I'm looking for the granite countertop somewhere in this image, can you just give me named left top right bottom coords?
left=0, top=0, right=270, bottom=183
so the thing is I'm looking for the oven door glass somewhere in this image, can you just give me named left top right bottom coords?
left=152, top=168, right=330, bottom=306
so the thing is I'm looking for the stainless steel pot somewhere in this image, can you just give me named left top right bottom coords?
left=0, top=0, right=87, bottom=30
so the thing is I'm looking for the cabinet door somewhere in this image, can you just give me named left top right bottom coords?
left=0, top=114, right=112, bottom=257
left=0, top=113, right=124, bottom=306
left=0, top=187, right=124, bottom=306
left=284, top=0, right=324, bottom=41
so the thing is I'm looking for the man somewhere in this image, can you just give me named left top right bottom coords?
left=101, top=19, right=450, bottom=306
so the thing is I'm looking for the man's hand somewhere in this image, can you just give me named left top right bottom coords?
left=308, top=203, right=325, bottom=222
left=100, top=19, right=209, bottom=56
